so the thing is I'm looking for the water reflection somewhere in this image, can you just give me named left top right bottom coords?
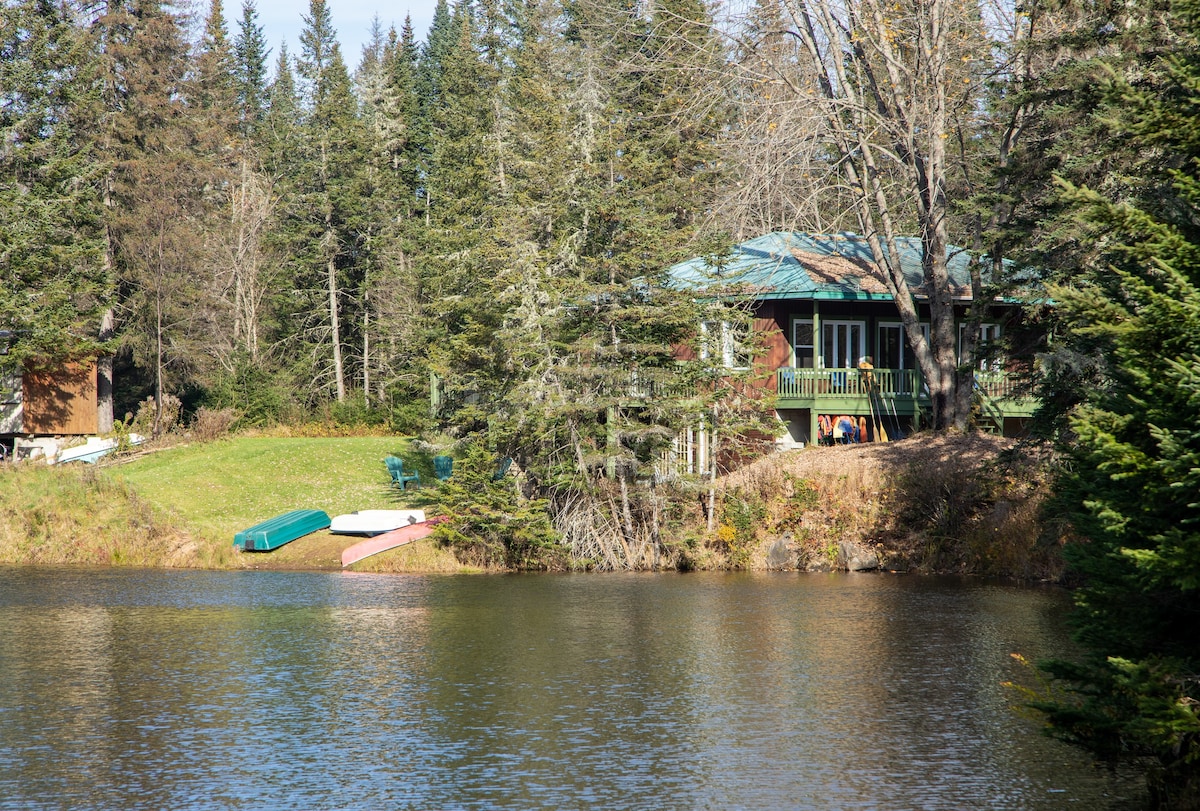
left=0, top=569, right=1144, bottom=810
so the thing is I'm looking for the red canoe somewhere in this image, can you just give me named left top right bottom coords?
left=340, top=517, right=446, bottom=567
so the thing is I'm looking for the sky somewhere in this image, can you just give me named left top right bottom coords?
left=249, top=0, right=439, bottom=72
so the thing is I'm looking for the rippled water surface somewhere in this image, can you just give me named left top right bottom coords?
left=0, top=569, right=1146, bottom=810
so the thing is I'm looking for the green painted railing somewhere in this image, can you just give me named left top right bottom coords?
left=775, top=368, right=924, bottom=400
left=775, top=368, right=1030, bottom=401
left=974, top=370, right=1029, bottom=400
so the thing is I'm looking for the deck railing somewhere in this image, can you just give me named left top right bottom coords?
left=974, top=370, right=1029, bottom=400
left=775, top=367, right=1028, bottom=401
left=775, top=368, right=925, bottom=400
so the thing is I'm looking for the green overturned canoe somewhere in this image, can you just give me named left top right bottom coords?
left=234, top=509, right=331, bottom=552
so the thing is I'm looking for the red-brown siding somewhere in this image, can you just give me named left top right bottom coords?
left=753, top=303, right=789, bottom=391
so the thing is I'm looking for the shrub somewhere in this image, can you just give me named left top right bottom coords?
left=131, top=394, right=182, bottom=437
left=190, top=407, right=239, bottom=442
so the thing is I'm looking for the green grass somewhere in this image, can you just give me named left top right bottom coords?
left=109, top=436, right=437, bottom=544
left=0, top=434, right=464, bottom=570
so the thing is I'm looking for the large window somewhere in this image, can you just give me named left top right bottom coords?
left=877, top=322, right=931, bottom=369
left=878, top=323, right=906, bottom=370
left=822, top=320, right=865, bottom=369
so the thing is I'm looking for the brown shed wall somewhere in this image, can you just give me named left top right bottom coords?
left=23, top=363, right=98, bottom=435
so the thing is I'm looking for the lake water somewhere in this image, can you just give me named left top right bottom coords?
left=0, top=568, right=1146, bottom=810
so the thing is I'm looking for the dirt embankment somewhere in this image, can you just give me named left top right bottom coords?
left=711, top=433, right=1064, bottom=579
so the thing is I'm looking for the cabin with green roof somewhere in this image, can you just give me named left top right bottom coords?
left=667, top=232, right=1037, bottom=447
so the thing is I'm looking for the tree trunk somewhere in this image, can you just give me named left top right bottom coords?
left=97, top=309, right=115, bottom=434
left=327, top=248, right=345, bottom=402
left=320, top=139, right=345, bottom=402
left=362, top=275, right=370, bottom=406
left=99, top=172, right=116, bottom=435
left=741, top=0, right=1003, bottom=431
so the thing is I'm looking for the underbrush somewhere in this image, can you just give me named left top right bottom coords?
left=879, top=437, right=1061, bottom=577
left=710, top=433, right=1062, bottom=578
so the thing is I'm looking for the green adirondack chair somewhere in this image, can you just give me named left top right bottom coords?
left=491, top=456, right=512, bottom=481
left=434, top=455, right=453, bottom=482
left=384, top=455, right=420, bottom=490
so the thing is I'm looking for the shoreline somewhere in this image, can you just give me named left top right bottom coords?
left=0, top=432, right=1061, bottom=578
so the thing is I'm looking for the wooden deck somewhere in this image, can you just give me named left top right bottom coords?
left=774, top=367, right=1037, bottom=422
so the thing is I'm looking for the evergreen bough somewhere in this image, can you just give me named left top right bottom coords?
left=1035, top=3, right=1200, bottom=804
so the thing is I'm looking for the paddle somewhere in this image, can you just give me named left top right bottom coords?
left=859, top=359, right=889, bottom=443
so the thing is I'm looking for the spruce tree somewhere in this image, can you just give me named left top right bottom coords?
left=548, top=0, right=728, bottom=560
left=423, top=0, right=733, bottom=566
left=207, top=0, right=276, bottom=371
left=419, top=4, right=507, bottom=422
left=1032, top=1, right=1200, bottom=805
left=353, top=19, right=425, bottom=408
left=284, top=0, right=372, bottom=403
left=233, top=0, right=270, bottom=141
left=0, top=0, right=109, bottom=364
left=97, top=0, right=218, bottom=431
left=261, top=45, right=299, bottom=178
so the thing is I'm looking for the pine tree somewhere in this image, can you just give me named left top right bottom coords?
left=1031, top=1, right=1200, bottom=805
left=0, top=0, right=109, bottom=364
left=97, top=0, right=219, bottom=432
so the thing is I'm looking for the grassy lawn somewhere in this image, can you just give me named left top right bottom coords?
left=112, top=437, right=428, bottom=537
left=104, top=436, right=454, bottom=570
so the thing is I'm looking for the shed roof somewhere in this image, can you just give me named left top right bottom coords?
left=667, top=232, right=985, bottom=301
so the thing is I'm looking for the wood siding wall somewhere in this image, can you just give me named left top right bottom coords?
left=22, top=363, right=98, bottom=435
left=753, top=302, right=790, bottom=392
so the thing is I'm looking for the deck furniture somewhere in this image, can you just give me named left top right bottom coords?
left=434, top=455, right=453, bottom=482
left=384, top=455, right=421, bottom=490
left=491, top=456, right=512, bottom=481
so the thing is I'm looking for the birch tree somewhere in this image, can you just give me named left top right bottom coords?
left=726, top=0, right=993, bottom=430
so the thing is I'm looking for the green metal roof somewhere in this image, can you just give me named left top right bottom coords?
left=666, top=232, right=986, bottom=301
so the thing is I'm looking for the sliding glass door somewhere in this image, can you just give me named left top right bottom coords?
left=822, top=321, right=864, bottom=369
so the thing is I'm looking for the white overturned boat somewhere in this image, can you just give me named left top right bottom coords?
left=52, top=434, right=146, bottom=465
left=329, top=509, right=426, bottom=536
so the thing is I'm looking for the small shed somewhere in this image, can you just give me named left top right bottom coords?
left=0, top=361, right=100, bottom=438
